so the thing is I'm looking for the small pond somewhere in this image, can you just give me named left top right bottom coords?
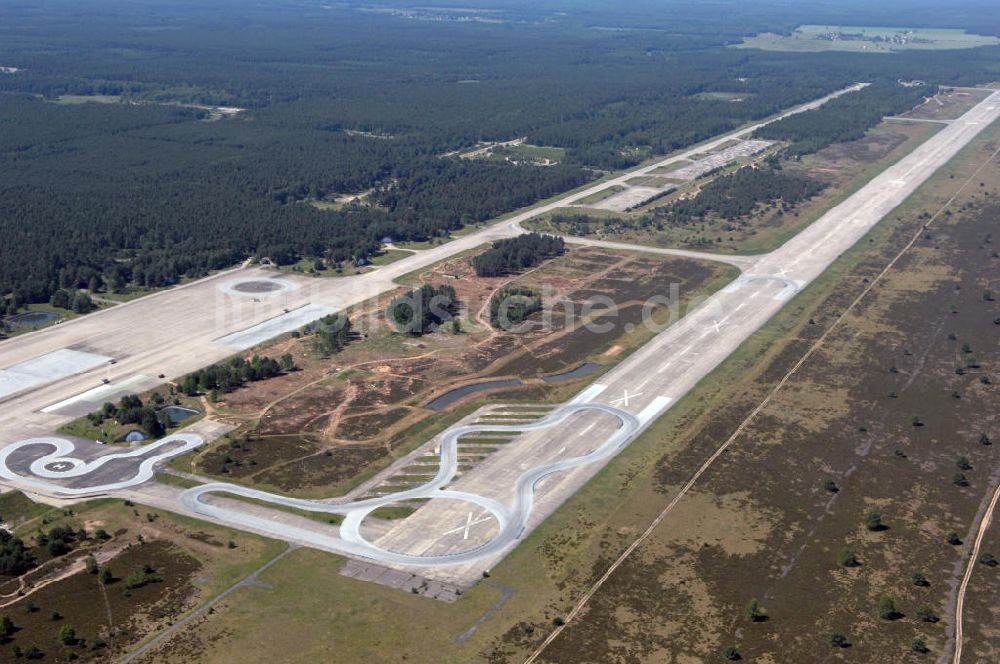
left=162, top=405, right=200, bottom=425
left=6, top=311, right=57, bottom=327
left=425, top=379, right=523, bottom=412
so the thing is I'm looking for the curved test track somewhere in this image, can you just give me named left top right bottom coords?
left=0, top=404, right=637, bottom=567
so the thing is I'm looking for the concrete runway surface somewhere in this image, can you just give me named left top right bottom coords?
left=2, top=87, right=998, bottom=585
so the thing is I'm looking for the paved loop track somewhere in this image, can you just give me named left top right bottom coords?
left=180, top=403, right=638, bottom=566
left=0, top=434, right=203, bottom=495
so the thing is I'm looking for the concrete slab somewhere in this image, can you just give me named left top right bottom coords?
left=0, top=349, right=112, bottom=400
left=41, top=374, right=154, bottom=414
left=215, top=304, right=337, bottom=349
left=666, top=139, right=773, bottom=181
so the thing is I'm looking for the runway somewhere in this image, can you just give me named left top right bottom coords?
left=2, top=87, right=998, bottom=582
left=0, top=84, right=862, bottom=447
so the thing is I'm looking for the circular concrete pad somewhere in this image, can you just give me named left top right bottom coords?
left=220, top=277, right=296, bottom=298
left=232, top=280, right=284, bottom=293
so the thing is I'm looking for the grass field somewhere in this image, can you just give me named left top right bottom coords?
left=489, top=144, right=567, bottom=163
left=0, top=493, right=284, bottom=663
left=574, top=185, right=625, bottom=206
left=738, top=25, right=1000, bottom=53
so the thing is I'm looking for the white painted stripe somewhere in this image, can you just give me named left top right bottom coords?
left=636, top=396, right=673, bottom=426
left=216, top=303, right=337, bottom=349
left=42, top=375, right=152, bottom=413
left=569, top=383, right=607, bottom=404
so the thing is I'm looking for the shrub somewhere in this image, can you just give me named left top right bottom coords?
left=865, top=510, right=884, bottom=531
left=744, top=598, right=765, bottom=623
left=722, top=645, right=741, bottom=660
left=829, top=633, right=849, bottom=648
left=877, top=594, right=899, bottom=620
left=837, top=547, right=859, bottom=568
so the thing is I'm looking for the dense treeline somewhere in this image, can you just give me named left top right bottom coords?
left=754, top=82, right=934, bottom=155
left=472, top=234, right=566, bottom=277
left=0, top=2, right=997, bottom=308
left=0, top=95, right=590, bottom=306
left=490, top=286, right=543, bottom=330
left=0, top=529, right=32, bottom=576
left=181, top=354, right=292, bottom=396
left=298, top=313, right=353, bottom=356
left=656, top=158, right=825, bottom=226
left=372, top=160, right=587, bottom=226
left=388, top=284, right=457, bottom=336
left=88, top=394, right=169, bottom=438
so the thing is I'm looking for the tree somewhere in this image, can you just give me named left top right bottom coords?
left=489, top=285, right=542, bottom=330
left=947, top=532, right=962, bottom=545
left=141, top=409, right=165, bottom=438
left=304, top=313, right=353, bottom=355
left=953, top=473, right=969, bottom=487
left=70, top=292, right=95, bottom=314
left=49, top=289, right=71, bottom=309
left=916, top=607, right=938, bottom=623
left=744, top=598, right=765, bottom=623
left=57, top=624, right=76, bottom=645
left=471, top=233, right=565, bottom=277
left=980, top=433, right=992, bottom=446
left=824, top=480, right=839, bottom=493
left=85, top=555, right=98, bottom=575
left=911, top=638, right=929, bottom=653
left=912, top=571, right=929, bottom=587
left=98, top=566, right=112, bottom=585
left=279, top=353, right=296, bottom=372
left=0, top=529, right=34, bottom=576
left=980, top=552, right=997, bottom=567
left=388, top=285, right=455, bottom=336
left=877, top=594, right=899, bottom=620
left=0, top=615, right=14, bottom=643
left=956, top=456, right=972, bottom=470
left=180, top=374, right=199, bottom=396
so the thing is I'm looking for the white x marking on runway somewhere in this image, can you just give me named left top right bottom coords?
left=610, top=389, right=642, bottom=407
left=444, top=511, right=492, bottom=540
